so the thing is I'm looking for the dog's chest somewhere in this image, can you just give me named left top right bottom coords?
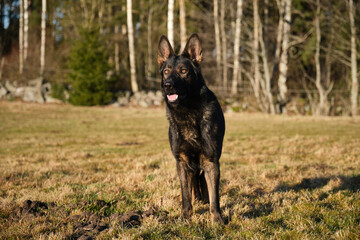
left=171, top=113, right=201, bottom=145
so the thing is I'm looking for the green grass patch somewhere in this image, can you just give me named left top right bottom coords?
left=0, top=102, right=359, bottom=239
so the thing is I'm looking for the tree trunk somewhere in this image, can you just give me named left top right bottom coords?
left=314, top=0, right=325, bottom=115
left=40, top=0, right=46, bottom=77
left=127, top=0, right=138, bottom=92
left=167, top=0, right=174, bottom=47
left=349, top=0, right=358, bottom=116
left=324, top=4, right=334, bottom=115
left=80, top=0, right=89, bottom=28
left=23, top=0, right=29, bottom=61
left=231, top=0, right=243, bottom=96
left=264, top=0, right=269, bottom=44
left=271, top=0, right=284, bottom=81
left=179, top=0, right=186, bottom=51
left=99, top=1, right=104, bottom=34
left=220, top=0, right=227, bottom=93
left=213, top=0, right=222, bottom=87
left=258, top=12, right=275, bottom=114
left=19, top=0, right=24, bottom=74
left=252, top=0, right=261, bottom=105
left=277, top=0, right=291, bottom=113
left=0, top=57, right=5, bottom=80
left=115, top=25, right=120, bottom=74
left=147, top=0, right=153, bottom=79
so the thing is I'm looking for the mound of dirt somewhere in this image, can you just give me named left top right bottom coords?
left=12, top=200, right=55, bottom=218
left=69, top=206, right=168, bottom=239
left=8, top=200, right=168, bottom=240
left=69, top=212, right=108, bottom=239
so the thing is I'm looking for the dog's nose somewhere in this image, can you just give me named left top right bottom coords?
left=164, top=82, right=173, bottom=91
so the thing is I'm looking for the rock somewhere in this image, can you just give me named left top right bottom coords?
left=138, top=99, right=150, bottom=108
left=14, top=87, right=24, bottom=97
left=0, top=83, right=8, bottom=99
left=42, top=82, right=51, bottom=94
left=45, top=96, right=63, bottom=104
left=111, top=90, right=163, bottom=107
left=21, top=77, right=47, bottom=103
left=147, top=91, right=156, bottom=100
left=117, top=97, right=129, bottom=106
left=109, top=101, right=120, bottom=107
left=155, top=90, right=163, bottom=99
left=64, top=90, right=70, bottom=100
left=5, top=81, right=16, bottom=94
left=29, top=77, right=43, bottom=88
left=132, top=91, right=143, bottom=101
left=23, top=86, right=45, bottom=103
left=153, top=99, right=162, bottom=106
left=153, top=90, right=164, bottom=106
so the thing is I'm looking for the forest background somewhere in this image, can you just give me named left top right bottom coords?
left=0, top=0, right=359, bottom=115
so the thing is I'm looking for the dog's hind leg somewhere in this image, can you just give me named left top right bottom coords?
left=199, top=170, right=209, bottom=203
left=191, top=170, right=202, bottom=203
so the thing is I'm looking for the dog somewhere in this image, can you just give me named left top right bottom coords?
left=157, top=33, right=225, bottom=223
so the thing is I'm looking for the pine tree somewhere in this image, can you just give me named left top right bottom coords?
left=67, top=27, right=114, bottom=106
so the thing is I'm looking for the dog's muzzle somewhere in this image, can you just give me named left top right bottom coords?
left=164, top=80, right=179, bottom=103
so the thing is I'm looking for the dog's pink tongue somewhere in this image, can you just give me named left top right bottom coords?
left=167, top=94, right=178, bottom=101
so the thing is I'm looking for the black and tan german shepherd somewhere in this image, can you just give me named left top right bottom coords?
left=157, top=33, right=225, bottom=223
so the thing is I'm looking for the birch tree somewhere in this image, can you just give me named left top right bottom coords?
left=349, top=0, right=358, bottom=116
left=314, top=0, right=322, bottom=115
left=220, top=0, right=227, bottom=92
left=313, top=0, right=333, bottom=115
left=179, top=0, right=186, bottom=51
left=19, top=0, right=24, bottom=74
left=271, top=0, right=284, bottom=82
left=127, top=0, right=138, bottom=92
left=231, top=0, right=243, bottom=95
left=23, top=0, right=29, bottom=61
left=147, top=0, right=153, bottom=79
left=167, top=0, right=174, bottom=48
left=258, top=11, right=275, bottom=114
left=277, top=0, right=291, bottom=113
left=40, top=0, right=46, bottom=77
left=213, top=0, right=222, bottom=86
left=251, top=0, right=262, bottom=110
left=115, top=22, right=120, bottom=74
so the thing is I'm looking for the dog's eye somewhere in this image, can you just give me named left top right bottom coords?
left=164, top=69, right=170, bottom=75
left=180, top=69, right=187, bottom=74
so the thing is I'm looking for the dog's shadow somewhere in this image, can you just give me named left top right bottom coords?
left=274, top=174, right=360, bottom=193
left=219, top=174, right=360, bottom=224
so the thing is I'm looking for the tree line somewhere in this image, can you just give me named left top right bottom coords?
left=0, top=0, right=359, bottom=115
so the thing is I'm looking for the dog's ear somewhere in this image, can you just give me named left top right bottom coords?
left=182, top=33, right=203, bottom=65
left=158, top=35, right=175, bottom=67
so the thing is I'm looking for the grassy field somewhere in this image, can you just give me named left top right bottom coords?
left=0, top=101, right=360, bottom=239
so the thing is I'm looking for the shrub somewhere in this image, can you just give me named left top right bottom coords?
left=50, top=82, right=67, bottom=102
left=67, top=27, right=115, bottom=106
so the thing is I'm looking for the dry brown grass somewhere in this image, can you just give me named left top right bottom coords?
left=0, top=101, right=359, bottom=239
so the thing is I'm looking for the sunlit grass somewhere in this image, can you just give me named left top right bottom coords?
left=1, top=101, right=359, bottom=239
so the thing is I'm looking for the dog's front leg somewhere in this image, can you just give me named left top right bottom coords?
left=176, top=160, right=193, bottom=219
left=202, top=159, right=224, bottom=224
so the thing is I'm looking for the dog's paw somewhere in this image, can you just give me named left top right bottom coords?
left=211, top=212, right=224, bottom=224
left=181, top=209, right=192, bottom=220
